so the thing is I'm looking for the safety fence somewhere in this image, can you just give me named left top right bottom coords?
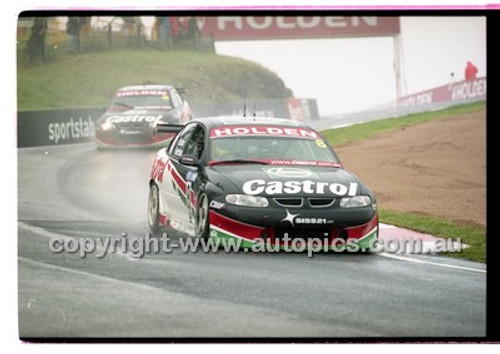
left=17, top=16, right=215, bottom=65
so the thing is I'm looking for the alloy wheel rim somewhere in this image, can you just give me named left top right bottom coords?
left=148, top=185, right=158, bottom=226
left=197, top=196, right=208, bottom=236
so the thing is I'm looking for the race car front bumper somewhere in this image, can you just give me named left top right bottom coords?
left=207, top=204, right=378, bottom=251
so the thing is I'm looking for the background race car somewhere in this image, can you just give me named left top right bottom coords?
left=95, top=84, right=192, bottom=148
left=148, top=117, right=378, bottom=251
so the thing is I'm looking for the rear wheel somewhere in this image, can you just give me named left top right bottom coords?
left=196, top=194, right=210, bottom=239
left=148, top=183, right=161, bottom=233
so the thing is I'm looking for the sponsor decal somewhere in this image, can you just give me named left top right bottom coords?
left=123, top=110, right=148, bottom=115
left=152, top=157, right=195, bottom=213
left=209, top=159, right=342, bottom=168
left=263, top=167, right=319, bottom=179
left=295, top=217, right=332, bottom=225
left=209, top=200, right=225, bottom=210
left=116, top=90, right=169, bottom=97
left=151, top=158, right=168, bottom=183
left=315, top=139, right=327, bottom=149
left=267, top=160, right=342, bottom=168
left=281, top=209, right=333, bottom=227
left=136, top=106, right=172, bottom=110
left=186, top=170, right=199, bottom=182
left=105, top=114, right=164, bottom=124
left=109, top=106, right=172, bottom=112
left=210, top=125, right=319, bottom=139
left=151, top=157, right=189, bottom=190
left=281, top=209, right=299, bottom=226
left=242, top=179, right=358, bottom=196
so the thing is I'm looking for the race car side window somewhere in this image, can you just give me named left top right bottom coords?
left=169, top=123, right=198, bottom=158
left=183, top=125, right=205, bottom=159
left=170, top=90, right=183, bottom=108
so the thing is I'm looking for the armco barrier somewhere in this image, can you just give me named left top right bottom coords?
left=17, top=98, right=319, bottom=148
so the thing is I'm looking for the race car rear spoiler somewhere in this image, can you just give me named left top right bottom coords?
left=155, top=123, right=185, bottom=134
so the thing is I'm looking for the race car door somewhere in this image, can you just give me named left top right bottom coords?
left=165, top=122, right=205, bottom=226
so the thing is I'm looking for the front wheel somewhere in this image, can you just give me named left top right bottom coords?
left=148, top=183, right=161, bottom=233
left=195, top=194, right=210, bottom=239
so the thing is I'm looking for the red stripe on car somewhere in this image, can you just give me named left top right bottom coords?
left=166, top=160, right=187, bottom=194
left=209, top=210, right=264, bottom=239
left=159, top=213, right=170, bottom=226
left=344, top=214, right=379, bottom=239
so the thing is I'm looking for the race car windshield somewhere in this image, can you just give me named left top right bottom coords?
left=111, top=94, right=172, bottom=109
left=210, top=136, right=340, bottom=165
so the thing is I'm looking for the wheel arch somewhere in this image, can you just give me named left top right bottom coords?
left=149, top=179, right=166, bottom=218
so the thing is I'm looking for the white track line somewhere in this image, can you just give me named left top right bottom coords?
left=376, top=252, right=486, bottom=274
left=18, top=222, right=138, bottom=261
left=18, top=256, right=164, bottom=291
left=378, top=223, right=397, bottom=229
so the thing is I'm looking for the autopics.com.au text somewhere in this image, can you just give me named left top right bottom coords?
left=48, top=233, right=465, bottom=259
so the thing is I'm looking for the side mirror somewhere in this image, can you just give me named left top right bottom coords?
left=155, top=123, right=184, bottom=134
left=179, top=154, right=200, bottom=167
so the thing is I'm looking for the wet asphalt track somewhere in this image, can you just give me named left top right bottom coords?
left=18, top=136, right=486, bottom=339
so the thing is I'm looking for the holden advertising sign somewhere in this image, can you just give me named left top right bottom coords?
left=189, top=16, right=400, bottom=40
left=397, top=77, right=487, bottom=108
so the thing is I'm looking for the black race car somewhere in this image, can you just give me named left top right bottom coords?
left=148, top=117, right=378, bottom=251
left=95, top=84, right=192, bottom=148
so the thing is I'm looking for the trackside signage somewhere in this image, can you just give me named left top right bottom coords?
left=397, top=77, right=486, bottom=108
left=18, top=108, right=101, bottom=147
left=190, top=16, right=400, bottom=41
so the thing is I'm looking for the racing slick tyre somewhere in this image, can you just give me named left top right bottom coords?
left=195, top=194, right=210, bottom=240
left=148, top=182, right=162, bottom=234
